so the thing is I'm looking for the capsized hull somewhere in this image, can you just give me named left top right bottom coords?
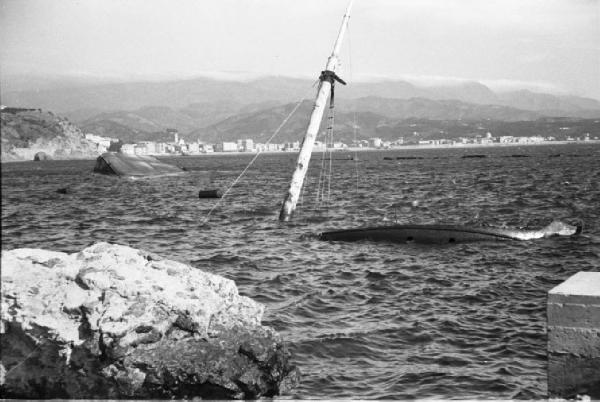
left=319, top=223, right=581, bottom=244
left=94, top=152, right=183, bottom=177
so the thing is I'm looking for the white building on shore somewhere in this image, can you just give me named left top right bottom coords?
left=215, top=142, right=238, bottom=152
left=121, top=144, right=135, bottom=155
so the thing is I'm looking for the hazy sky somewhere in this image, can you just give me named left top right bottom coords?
left=1, top=0, right=599, bottom=98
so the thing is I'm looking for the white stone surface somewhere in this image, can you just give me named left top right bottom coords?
left=549, top=271, right=600, bottom=297
left=1, top=242, right=265, bottom=349
left=1, top=242, right=298, bottom=399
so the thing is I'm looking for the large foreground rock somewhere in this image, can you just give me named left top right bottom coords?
left=0, top=243, right=299, bottom=399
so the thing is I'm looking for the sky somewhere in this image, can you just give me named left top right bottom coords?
left=1, top=0, right=599, bottom=98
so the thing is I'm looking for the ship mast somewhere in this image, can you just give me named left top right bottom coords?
left=279, top=1, right=353, bottom=222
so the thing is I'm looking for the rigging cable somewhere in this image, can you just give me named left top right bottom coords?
left=347, top=19, right=360, bottom=193
left=326, top=88, right=335, bottom=207
left=201, top=93, right=310, bottom=225
left=315, top=80, right=336, bottom=209
left=315, top=131, right=328, bottom=206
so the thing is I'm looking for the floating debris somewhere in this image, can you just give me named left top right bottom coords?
left=33, top=152, right=52, bottom=161
left=198, top=189, right=223, bottom=198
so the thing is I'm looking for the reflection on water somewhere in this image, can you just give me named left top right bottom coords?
left=2, top=144, right=600, bottom=398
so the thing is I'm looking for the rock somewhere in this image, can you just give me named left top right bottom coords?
left=0, top=243, right=299, bottom=399
left=2, top=109, right=101, bottom=162
left=33, top=151, right=52, bottom=161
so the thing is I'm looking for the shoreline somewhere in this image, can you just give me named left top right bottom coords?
left=1, top=140, right=598, bottom=163
left=162, top=140, right=600, bottom=157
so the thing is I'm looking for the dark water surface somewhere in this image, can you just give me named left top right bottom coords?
left=2, top=144, right=600, bottom=399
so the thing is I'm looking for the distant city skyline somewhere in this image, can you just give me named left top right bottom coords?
left=1, top=0, right=599, bottom=99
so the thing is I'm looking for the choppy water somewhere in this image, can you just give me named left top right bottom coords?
left=2, top=144, right=600, bottom=399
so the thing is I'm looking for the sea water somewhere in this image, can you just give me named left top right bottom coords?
left=2, top=143, right=599, bottom=398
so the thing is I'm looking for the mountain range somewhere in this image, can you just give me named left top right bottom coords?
left=5, top=75, right=600, bottom=115
left=3, top=75, right=600, bottom=144
left=194, top=100, right=599, bottom=144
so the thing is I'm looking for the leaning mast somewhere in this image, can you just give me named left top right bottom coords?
left=279, top=1, right=353, bottom=222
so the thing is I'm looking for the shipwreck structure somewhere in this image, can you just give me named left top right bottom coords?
left=94, top=152, right=183, bottom=177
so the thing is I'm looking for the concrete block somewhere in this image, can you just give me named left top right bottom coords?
left=547, top=271, right=600, bottom=398
left=548, top=354, right=600, bottom=397
left=548, top=271, right=600, bottom=305
left=548, top=326, right=600, bottom=356
left=547, top=303, right=600, bottom=328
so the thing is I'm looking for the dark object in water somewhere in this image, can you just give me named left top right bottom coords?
left=549, top=154, right=562, bottom=158
left=198, top=189, right=223, bottom=198
left=94, top=152, right=183, bottom=177
left=397, top=156, right=424, bottom=160
left=383, top=156, right=394, bottom=160
left=508, top=154, right=530, bottom=158
left=319, top=221, right=582, bottom=244
left=56, top=188, right=68, bottom=194
left=461, top=154, right=487, bottom=159
left=33, top=152, right=52, bottom=161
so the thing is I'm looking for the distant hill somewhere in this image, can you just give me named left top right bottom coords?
left=73, top=95, right=600, bottom=144
left=336, top=97, right=542, bottom=121
left=3, top=76, right=308, bottom=113
left=191, top=100, right=386, bottom=143
left=191, top=97, right=569, bottom=144
left=375, top=117, right=600, bottom=142
left=4, top=75, right=600, bottom=119
left=76, top=101, right=284, bottom=140
left=1, top=108, right=102, bottom=161
left=77, top=118, right=168, bottom=144
left=3, top=105, right=596, bottom=159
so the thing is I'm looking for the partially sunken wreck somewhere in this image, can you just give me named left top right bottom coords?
left=94, top=152, right=183, bottom=177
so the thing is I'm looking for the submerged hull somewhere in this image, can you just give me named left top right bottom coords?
left=94, top=152, right=183, bottom=177
left=319, top=223, right=579, bottom=244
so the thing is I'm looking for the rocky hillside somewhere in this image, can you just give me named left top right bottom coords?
left=1, top=108, right=101, bottom=162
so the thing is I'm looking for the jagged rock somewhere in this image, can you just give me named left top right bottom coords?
left=33, top=151, right=52, bottom=161
left=0, top=243, right=299, bottom=399
left=1, top=109, right=101, bottom=162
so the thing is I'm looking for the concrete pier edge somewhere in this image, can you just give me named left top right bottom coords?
left=547, top=271, right=600, bottom=398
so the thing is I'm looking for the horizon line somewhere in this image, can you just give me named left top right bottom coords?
left=2, top=71, right=598, bottom=101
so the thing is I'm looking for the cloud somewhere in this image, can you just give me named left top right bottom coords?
left=351, top=73, right=567, bottom=94
left=1, top=0, right=598, bottom=98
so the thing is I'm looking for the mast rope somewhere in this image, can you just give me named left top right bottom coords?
left=314, top=70, right=342, bottom=209
left=201, top=94, right=309, bottom=225
left=326, top=96, right=334, bottom=206
left=315, top=141, right=327, bottom=205
left=347, top=20, right=360, bottom=193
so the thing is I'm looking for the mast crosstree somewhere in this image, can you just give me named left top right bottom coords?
left=279, top=1, right=353, bottom=222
